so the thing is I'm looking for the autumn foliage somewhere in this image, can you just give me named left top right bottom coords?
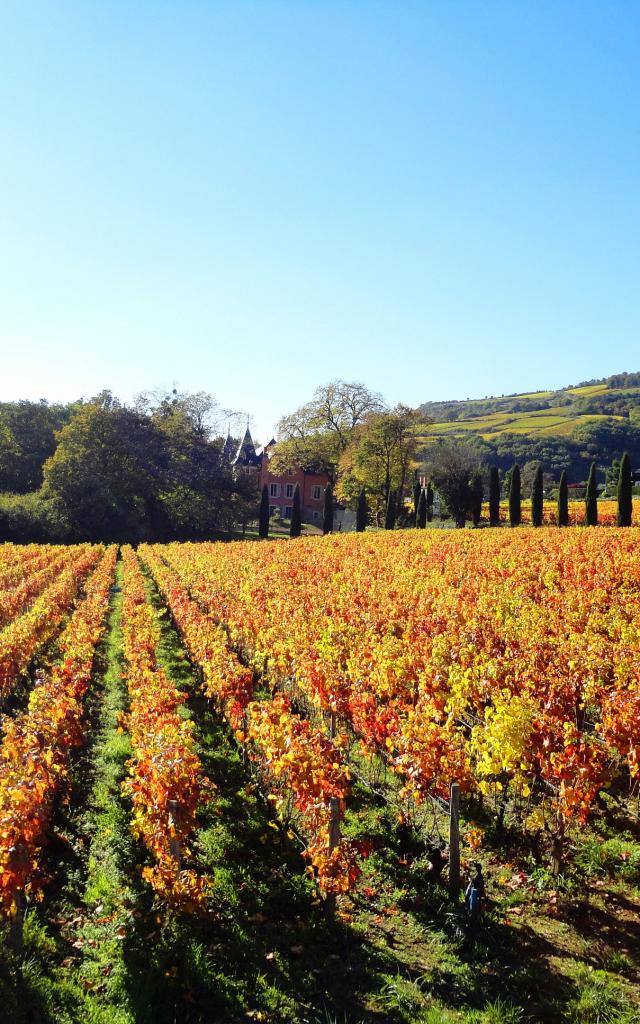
left=0, top=547, right=116, bottom=916
left=148, top=529, right=640, bottom=842
left=0, top=544, right=103, bottom=702
left=2, top=526, right=639, bottom=917
left=139, top=544, right=361, bottom=896
left=120, top=546, right=212, bottom=909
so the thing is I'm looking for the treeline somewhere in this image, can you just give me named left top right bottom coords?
left=415, top=441, right=638, bottom=530
left=0, top=392, right=255, bottom=543
left=419, top=393, right=571, bottom=422
left=484, top=456, right=634, bottom=528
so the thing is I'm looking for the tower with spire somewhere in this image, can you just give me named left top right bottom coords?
left=224, top=421, right=332, bottom=527
left=231, top=424, right=262, bottom=471
left=222, top=424, right=236, bottom=463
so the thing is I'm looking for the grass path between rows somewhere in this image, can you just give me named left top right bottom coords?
left=0, top=560, right=148, bottom=1022
left=142, top=560, right=405, bottom=1023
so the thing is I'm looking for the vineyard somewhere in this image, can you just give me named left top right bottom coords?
left=483, top=498, right=640, bottom=526
left=1, top=534, right=639, bottom=1024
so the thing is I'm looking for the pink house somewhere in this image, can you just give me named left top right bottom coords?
left=228, top=429, right=330, bottom=525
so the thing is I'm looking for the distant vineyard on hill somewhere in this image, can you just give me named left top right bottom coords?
left=416, top=372, right=640, bottom=479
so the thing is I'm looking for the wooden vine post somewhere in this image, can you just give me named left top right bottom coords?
left=7, top=892, right=25, bottom=951
left=325, top=796, right=341, bottom=917
left=448, top=781, right=461, bottom=899
left=6, top=843, right=28, bottom=950
left=168, top=799, right=182, bottom=871
left=242, top=710, right=248, bottom=764
left=325, top=709, right=341, bottom=916
left=551, top=810, right=565, bottom=877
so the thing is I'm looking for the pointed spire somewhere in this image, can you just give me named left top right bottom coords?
left=232, top=425, right=262, bottom=467
left=223, top=423, right=235, bottom=462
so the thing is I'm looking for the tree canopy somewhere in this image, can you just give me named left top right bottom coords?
left=0, top=391, right=253, bottom=543
left=426, top=441, right=485, bottom=528
left=337, top=405, right=421, bottom=520
left=271, top=380, right=385, bottom=481
left=0, top=400, right=73, bottom=493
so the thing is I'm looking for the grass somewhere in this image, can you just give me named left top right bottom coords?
left=564, top=966, right=639, bottom=1023
left=230, top=522, right=322, bottom=541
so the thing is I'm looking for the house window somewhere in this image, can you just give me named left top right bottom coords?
left=312, top=511, right=320, bottom=521
left=269, top=483, right=280, bottom=498
left=284, top=506, right=293, bottom=519
left=312, top=485, right=321, bottom=500
left=285, top=483, right=294, bottom=498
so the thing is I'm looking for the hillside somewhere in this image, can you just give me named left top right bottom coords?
left=416, top=371, right=640, bottom=480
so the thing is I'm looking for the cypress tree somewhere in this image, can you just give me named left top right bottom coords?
left=489, top=466, right=500, bottom=527
left=290, top=484, right=302, bottom=537
left=417, top=488, right=427, bottom=528
left=385, top=488, right=396, bottom=530
left=608, top=457, right=621, bottom=497
left=322, top=483, right=334, bottom=534
left=426, top=481, right=434, bottom=522
left=356, top=487, right=368, bottom=532
left=258, top=484, right=270, bottom=539
left=531, top=464, right=544, bottom=527
left=617, top=452, right=632, bottom=527
left=557, top=470, right=568, bottom=527
left=413, top=479, right=421, bottom=526
left=509, top=464, right=521, bottom=527
left=585, top=462, right=598, bottom=526
left=471, top=473, right=484, bottom=527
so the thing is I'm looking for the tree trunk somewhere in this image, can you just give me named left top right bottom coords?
left=449, top=782, right=461, bottom=899
left=551, top=813, right=565, bottom=876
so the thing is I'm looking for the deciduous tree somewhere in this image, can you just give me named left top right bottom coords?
left=0, top=400, right=72, bottom=493
left=427, top=442, right=484, bottom=529
left=338, top=405, right=421, bottom=522
left=41, top=393, right=242, bottom=542
left=42, top=402, right=165, bottom=541
left=272, top=380, right=385, bottom=482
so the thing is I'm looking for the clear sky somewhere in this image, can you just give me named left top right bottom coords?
left=1, top=1, right=638, bottom=442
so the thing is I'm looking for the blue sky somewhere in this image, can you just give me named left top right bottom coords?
left=1, top=1, right=638, bottom=442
